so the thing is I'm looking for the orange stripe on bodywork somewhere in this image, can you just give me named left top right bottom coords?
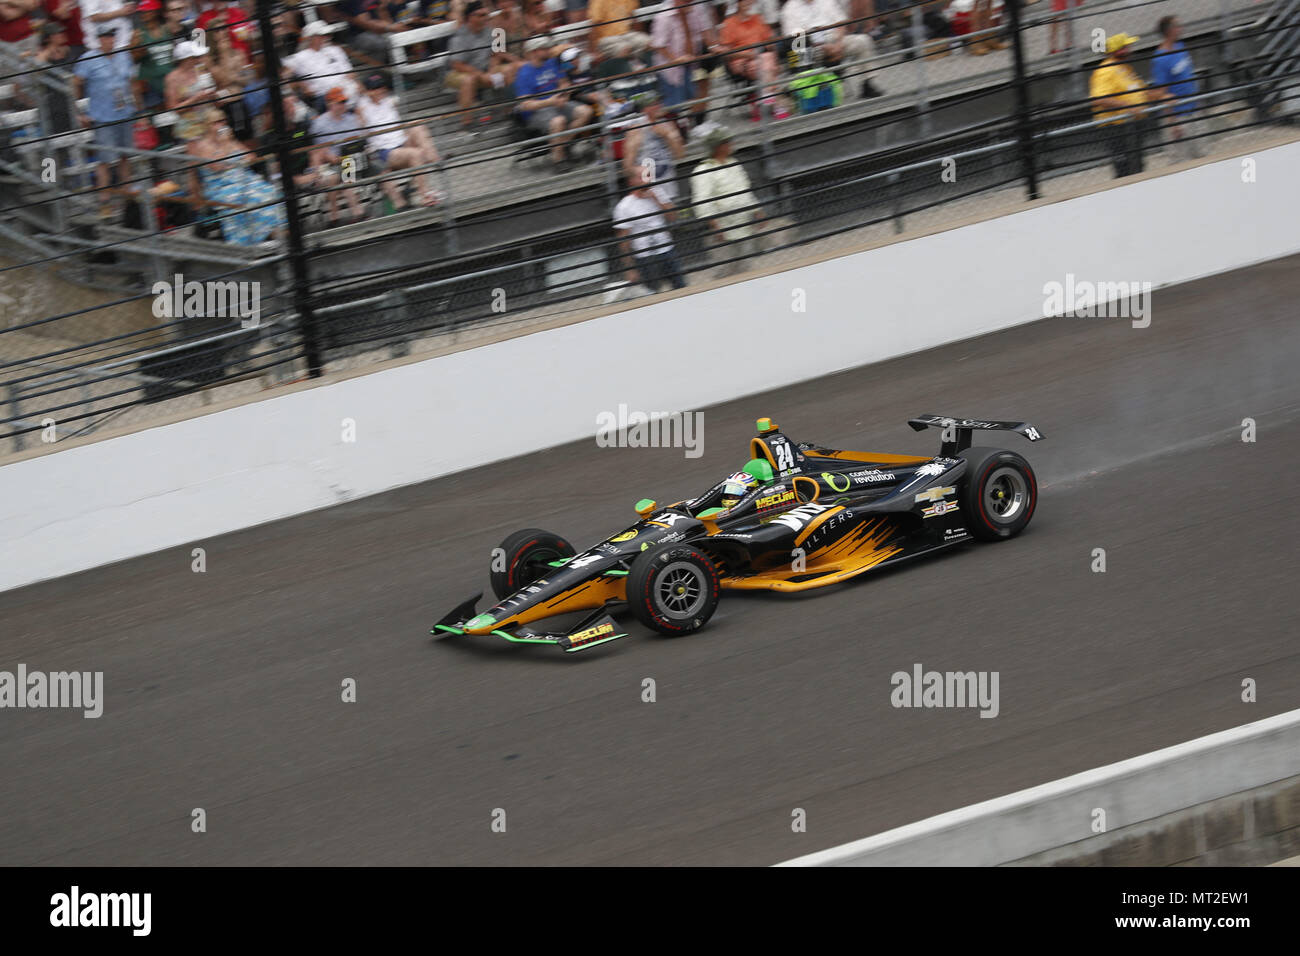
left=724, top=517, right=903, bottom=592
left=488, top=576, right=627, bottom=631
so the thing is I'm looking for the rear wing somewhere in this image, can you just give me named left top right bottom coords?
left=908, top=415, right=1044, bottom=455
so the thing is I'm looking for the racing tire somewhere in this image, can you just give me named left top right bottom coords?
left=489, top=528, right=576, bottom=600
left=626, top=543, right=721, bottom=636
left=958, top=447, right=1038, bottom=541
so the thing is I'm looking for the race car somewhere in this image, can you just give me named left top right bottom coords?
left=432, top=415, right=1043, bottom=653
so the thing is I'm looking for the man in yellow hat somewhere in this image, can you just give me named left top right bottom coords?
left=1089, top=32, right=1154, bottom=177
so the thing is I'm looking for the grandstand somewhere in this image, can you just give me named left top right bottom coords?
left=1, top=0, right=1298, bottom=452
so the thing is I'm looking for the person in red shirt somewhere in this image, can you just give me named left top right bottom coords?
left=0, top=0, right=38, bottom=50
left=197, top=0, right=252, bottom=57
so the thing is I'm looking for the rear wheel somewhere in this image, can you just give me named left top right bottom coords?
left=958, top=447, right=1038, bottom=541
left=627, top=543, right=721, bottom=635
left=489, top=528, right=576, bottom=600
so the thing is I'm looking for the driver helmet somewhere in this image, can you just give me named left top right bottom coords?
left=720, top=470, right=759, bottom=509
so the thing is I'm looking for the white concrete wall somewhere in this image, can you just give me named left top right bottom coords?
left=778, top=708, right=1300, bottom=866
left=2, top=141, right=1298, bottom=592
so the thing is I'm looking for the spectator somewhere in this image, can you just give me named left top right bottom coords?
left=445, top=0, right=519, bottom=133
left=422, top=0, right=451, bottom=21
left=43, top=0, right=86, bottom=60
left=165, top=38, right=218, bottom=141
left=519, top=0, right=552, bottom=36
left=133, top=0, right=181, bottom=110
left=74, top=27, right=137, bottom=219
left=1151, top=15, right=1203, bottom=162
left=563, top=0, right=583, bottom=28
left=720, top=0, right=772, bottom=80
left=34, top=23, right=77, bottom=133
left=691, top=127, right=759, bottom=278
left=621, top=89, right=684, bottom=199
left=690, top=126, right=762, bottom=278
left=34, top=20, right=75, bottom=69
left=308, top=85, right=368, bottom=225
left=1048, top=0, right=1081, bottom=56
left=721, top=0, right=780, bottom=28
left=242, top=50, right=271, bottom=138
left=1089, top=32, right=1152, bottom=178
left=284, top=20, right=360, bottom=105
left=78, top=0, right=135, bottom=51
left=338, top=0, right=407, bottom=62
left=207, top=14, right=254, bottom=135
left=780, top=0, right=875, bottom=70
left=0, top=0, right=39, bottom=58
left=355, top=72, right=443, bottom=209
left=649, top=0, right=718, bottom=114
left=613, top=166, right=685, bottom=293
left=514, top=35, right=593, bottom=171
left=493, top=0, right=529, bottom=56
left=593, top=29, right=657, bottom=110
left=966, top=0, right=1005, bottom=56
left=845, top=0, right=876, bottom=38
left=187, top=106, right=285, bottom=244
left=196, top=0, right=254, bottom=58
left=719, top=0, right=789, bottom=117
left=587, top=0, right=636, bottom=45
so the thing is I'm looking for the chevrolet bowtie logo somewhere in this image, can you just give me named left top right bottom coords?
left=914, top=486, right=955, bottom=503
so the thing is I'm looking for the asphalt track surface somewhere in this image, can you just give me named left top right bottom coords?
left=3, top=255, right=1299, bottom=866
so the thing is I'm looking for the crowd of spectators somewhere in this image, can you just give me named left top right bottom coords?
left=0, top=0, right=1211, bottom=263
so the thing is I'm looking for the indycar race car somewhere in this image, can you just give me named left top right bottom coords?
left=432, top=415, right=1043, bottom=653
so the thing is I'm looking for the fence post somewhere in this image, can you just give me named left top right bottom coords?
left=255, top=0, right=325, bottom=377
left=1006, top=0, right=1041, bottom=200
left=911, top=5, right=932, bottom=138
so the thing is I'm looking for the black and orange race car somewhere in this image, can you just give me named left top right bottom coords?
left=432, top=415, right=1043, bottom=653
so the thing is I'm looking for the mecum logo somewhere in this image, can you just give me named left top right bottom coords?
left=1042, top=273, right=1152, bottom=328
left=152, top=273, right=262, bottom=329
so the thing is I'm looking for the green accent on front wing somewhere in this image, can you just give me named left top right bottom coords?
left=431, top=624, right=464, bottom=635
left=562, top=632, right=628, bottom=653
left=464, top=613, right=495, bottom=629
left=547, top=558, right=571, bottom=567
left=603, top=569, right=628, bottom=576
left=492, top=629, right=560, bottom=645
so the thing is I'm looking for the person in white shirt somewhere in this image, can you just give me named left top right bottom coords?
left=355, top=73, right=442, bottom=210
left=779, top=0, right=872, bottom=66
left=779, top=0, right=880, bottom=97
left=613, top=168, right=686, bottom=293
left=690, top=128, right=763, bottom=278
left=79, top=0, right=137, bottom=50
left=284, top=20, right=360, bottom=105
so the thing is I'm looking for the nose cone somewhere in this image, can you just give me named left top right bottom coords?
left=463, top=613, right=496, bottom=633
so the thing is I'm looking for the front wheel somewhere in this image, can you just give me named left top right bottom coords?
left=626, top=543, right=721, bottom=635
left=489, top=528, right=576, bottom=599
left=958, top=447, right=1038, bottom=541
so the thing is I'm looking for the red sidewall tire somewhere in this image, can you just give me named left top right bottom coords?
left=627, top=543, right=721, bottom=635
